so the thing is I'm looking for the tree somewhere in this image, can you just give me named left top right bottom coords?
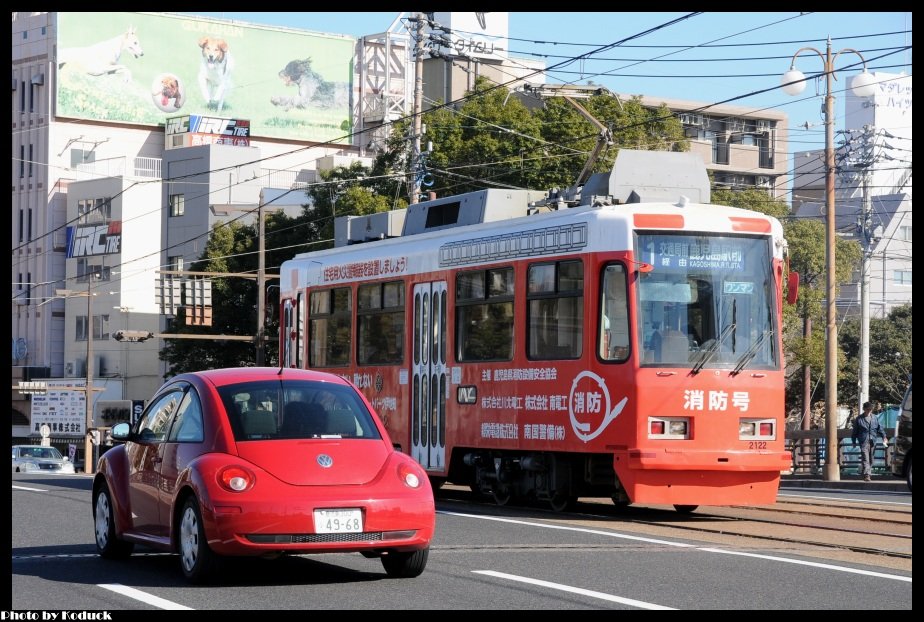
left=838, top=304, right=912, bottom=407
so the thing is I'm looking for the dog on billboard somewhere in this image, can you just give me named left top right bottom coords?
left=198, top=36, right=233, bottom=113
left=58, top=26, right=144, bottom=82
left=270, top=58, right=345, bottom=111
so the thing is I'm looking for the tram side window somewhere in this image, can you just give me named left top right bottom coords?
left=358, top=281, right=405, bottom=365
left=309, top=287, right=352, bottom=367
left=456, top=267, right=514, bottom=362
left=527, top=260, right=583, bottom=360
left=600, top=264, right=630, bottom=361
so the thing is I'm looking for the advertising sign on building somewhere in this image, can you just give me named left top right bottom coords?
left=56, top=12, right=354, bottom=143
left=65, top=221, right=122, bottom=258
left=430, top=12, right=509, bottom=60
left=165, top=115, right=251, bottom=149
left=30, top=381, right=88, bottom=437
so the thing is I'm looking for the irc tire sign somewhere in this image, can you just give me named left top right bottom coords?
left=132, top=400, right=146, bottom=425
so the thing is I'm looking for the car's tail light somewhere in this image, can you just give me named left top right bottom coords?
left=397, top=462, right=421, bottom=488
left=218, top=466, right=255, bottom=492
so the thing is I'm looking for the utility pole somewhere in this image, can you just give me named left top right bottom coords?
left=256, top=202, right=266, bottom=366
left=856, top=126, right=877, bottom=412
left=409, top=12, right=425, bottom=205
left=84, top=276, right=94, bottom=474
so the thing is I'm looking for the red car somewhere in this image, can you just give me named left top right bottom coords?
left=92, top=367, right=435, bottom=583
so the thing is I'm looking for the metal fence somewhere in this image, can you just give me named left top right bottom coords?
left=785, top=429, right=892, bottom=476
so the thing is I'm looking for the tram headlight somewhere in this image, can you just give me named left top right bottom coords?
left=739, top=418, right=776, bottom=440
left=648, top=417, right=690, bottom=439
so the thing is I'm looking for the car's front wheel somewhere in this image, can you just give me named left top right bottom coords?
left=381, top=547, right=429, bottom=578
left=94, top=484, right=134, bottom=559
left=178, top=497, right=218, bottom=583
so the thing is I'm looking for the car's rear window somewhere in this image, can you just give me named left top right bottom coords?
left=216, top=380, right=383, bottom=442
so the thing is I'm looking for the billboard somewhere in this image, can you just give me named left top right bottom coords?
left=66, top=221, right=122, bottom=258
left=165, top=115, right=251, bottom=149
left=56, top=12, right=354, bottom=143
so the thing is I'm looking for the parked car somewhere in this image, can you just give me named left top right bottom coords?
left=891, top=380, right=912, bottom=491
left=12, top=445, right=76, bottom=474
left=92, top=367, right=435, bottom=583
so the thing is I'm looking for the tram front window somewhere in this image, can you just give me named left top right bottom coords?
left=635, top=233, right=777, bottom=370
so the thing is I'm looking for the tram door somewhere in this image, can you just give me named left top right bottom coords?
left=411, top=282, right=447, bottom=471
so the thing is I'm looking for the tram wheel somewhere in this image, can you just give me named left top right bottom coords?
left=673, top=504, right=698, bottom=514
left=492, top=486, right=512, bottom=506
left=548, top=494, right=577, bottom=512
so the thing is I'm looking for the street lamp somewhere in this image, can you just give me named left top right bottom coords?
left=781, top=38, right=876, bottom=482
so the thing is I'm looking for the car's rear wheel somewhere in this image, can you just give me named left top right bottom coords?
left=178, top=497, right=218, bottom=583
left=381, top=547, right=429, bottom=578
left=94, top=484, right=134, bottom=559
left=674, top=504, right=698, bottom=514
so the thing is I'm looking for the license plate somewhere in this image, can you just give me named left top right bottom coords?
left=313, top=509, right=363, bottom=534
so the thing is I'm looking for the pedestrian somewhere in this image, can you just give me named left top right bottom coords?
left=851, top=401, right=887, bottom=481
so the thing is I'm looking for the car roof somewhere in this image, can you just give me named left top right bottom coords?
left=171, top=367, right=354, bottom=389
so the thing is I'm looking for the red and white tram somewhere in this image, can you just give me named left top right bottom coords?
left=279, top=151, right=792, bottom=511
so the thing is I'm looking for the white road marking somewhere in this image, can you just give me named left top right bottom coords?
left=12, top=485, right=47, bottom=492
left=98, top=584, right=193, bottom=610
left=698, top=548, right=912, bottom=582
left=442, top=510, right=912, bottom=583
left=473, top=570, right=675, bottom=609
left=439, top=511, right=695, bottom=547
left=778, top=491, right=912, bottom=506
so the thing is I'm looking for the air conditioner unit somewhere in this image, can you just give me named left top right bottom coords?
left=70, top=358, right=86, bottom=377
left=64, top=361, right=74, bottom=376
left=679, top=113, right=703, bottom=127
left=756, top=120, right=772, bottom=133
left=756, top=176, right=772, bottom=188
left=727, top=120, right=745, bottom=133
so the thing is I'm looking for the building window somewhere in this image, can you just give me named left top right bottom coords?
left=168, top=256, right=185, bottom=272
left=77, top=197, right=112, bottom=224
left=27, top=209, right=32, bottom=240
left=18, top=209, right=24, bottom=242
left=893, top=270, right=912, bottom=286
left=93, top=314, right=110, bottom=340
left=20, top=145, right=25, bottom=178
left=900, top=225, right=912, bottom=241
left=29, top=82, right=35, bottom=113
left=76, top=316, right=88, bottom=342
left=41, top=26, right=46, bottom=35
left=20, top=81, right=26, bottom=111
left=76, top=260, right=111, bottom=283
left=169, top=194, right=185, bottom=217
left=22, top=30, right=27, bottom=39
left=28, top=144, right=33, bottom=177
left=26, top=272, right=31, bottom=306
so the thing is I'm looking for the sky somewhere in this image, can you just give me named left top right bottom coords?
left=182, top=11, right=912, bottom=154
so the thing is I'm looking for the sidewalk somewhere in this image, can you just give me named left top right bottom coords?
left=781, top=473, right=909, bottom=492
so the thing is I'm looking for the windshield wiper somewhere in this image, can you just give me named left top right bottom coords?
left=692, top=323, right=736, bottom=374
left=731, top=329, right=773, bottom=376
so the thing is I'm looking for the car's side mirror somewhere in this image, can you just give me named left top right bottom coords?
left=110, top=422, right=132, bottom=442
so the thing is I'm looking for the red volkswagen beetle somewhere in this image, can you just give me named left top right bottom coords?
left=92, top=367, right=435, bottom=583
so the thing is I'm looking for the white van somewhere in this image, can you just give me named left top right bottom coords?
left=890, top=380, right=912, bottom=491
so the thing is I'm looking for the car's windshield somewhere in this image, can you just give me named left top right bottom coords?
left=20, top=447, right=63, bottom=460
left=216, top=380, right=383, bottom=442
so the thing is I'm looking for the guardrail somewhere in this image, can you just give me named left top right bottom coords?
left=786, top=429, right=892, bottom=476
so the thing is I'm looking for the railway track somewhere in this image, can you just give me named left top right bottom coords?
left=435, top=485, right=913, bottom=571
